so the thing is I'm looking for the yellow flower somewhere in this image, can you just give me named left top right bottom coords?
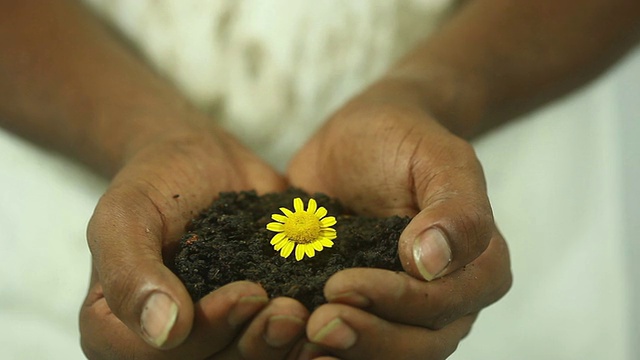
left=266, top=197, right=337, bottom=261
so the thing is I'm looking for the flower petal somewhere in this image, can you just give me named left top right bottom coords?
left=320, top=229, right=337, bottom=239
left=271, top=214, right=288, bottom=223
left=274, top=238, right=289, bottom=251
left=320, top=238, right=334, bottom=247
left=280, top=207, right=294, bottom=217
left=270, top=232, right=286, bottom=245
left=320, top=216, right=336, bottom=227
left=311, top=240, right=324, bottom=251
left=266, top=222, right=284, bottom=232
left=295, top=244, right=305, bottom=261
left=281, top=241, right=295, bottom=258
left=293, top=198, right=304, bottom=212
left=315, top=207, right=327, bottom=219
left=307, top=198, right=317, bottom=214
left=305, top=244, right=316, bottom=258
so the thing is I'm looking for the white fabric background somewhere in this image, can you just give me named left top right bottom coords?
left=1, top=5, right=639, bottom=360
left=451, top=45, right=640, bottom=360
left=79, top=0, right=452, bottom=168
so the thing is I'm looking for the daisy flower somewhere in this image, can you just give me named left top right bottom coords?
left=266, top=197, right=337, bottom=261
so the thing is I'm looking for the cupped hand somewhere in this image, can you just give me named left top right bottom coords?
left=288, top=95, right=512, bottom=359
left=80, top=125, right=309, bottom=359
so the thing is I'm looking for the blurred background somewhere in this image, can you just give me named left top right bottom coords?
left=1, top=4, right=639, bottom=359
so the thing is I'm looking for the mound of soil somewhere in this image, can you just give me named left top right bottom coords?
left=173, top=188, right=410, bottom=310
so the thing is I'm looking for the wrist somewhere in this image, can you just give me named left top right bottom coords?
left=357, top=65, right=487, bottom=139
left=80, top=97, right=217, bottom=177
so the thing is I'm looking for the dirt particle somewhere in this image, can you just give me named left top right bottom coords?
left=174, top=188, right=410, bottom=310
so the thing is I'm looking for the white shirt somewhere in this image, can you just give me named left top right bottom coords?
left=82, top=0, right=452, bottom=168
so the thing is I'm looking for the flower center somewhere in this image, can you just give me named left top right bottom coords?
left=283, top=211, right=321, bottom=244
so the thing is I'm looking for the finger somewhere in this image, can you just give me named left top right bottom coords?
left=306, top=303, right=477, bottom=360
left=86, top=132, right=286, bottom=351
left=214, top=297, right=309, bottom=360
left=399, top=137, right=494, bottom=280
left=87, top=180, right=199, bottom=350
left=80, top=277, right=270, bottom=359
left=324, top=229, right=511, bottom=329
left=293, top=342, right=331, bottom=360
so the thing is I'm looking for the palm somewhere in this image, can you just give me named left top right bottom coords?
left=288, top=104, right=451, bottom=218
left=80, top=131, right=292, bottom=358
left=285, top=102, right=511, bottom=360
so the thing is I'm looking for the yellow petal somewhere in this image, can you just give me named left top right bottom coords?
left=305, top=244, right=316, bottom=258
left=266, top=222, right=284, bottom=232
left=293, top=198, right=304, bottom=212
left=295, top=244, right=305, bottom=261
left=320, top=238, right=334, bottom=247
left=271, top=214, right=288, bottom=223
left=320, top=216, right=336, bottom=227
left=274, top=238, right=289, bottom=251
left=307, top=198, right=317, bottom=213
left=311, top=240, right=324, bottom=251
left=281, top=241, right=295, bottom=258
left=280, top=207, right=294, bottom=217
left=315, top=207, right=327, bottom=219
left=270, top=232, right=286, bottom=245
left=320, top=229, right=337, bottom=239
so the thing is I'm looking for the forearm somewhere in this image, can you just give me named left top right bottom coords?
left=0, top=0, right=205, bottom=176
left=370, top=0, right=640, bottom=138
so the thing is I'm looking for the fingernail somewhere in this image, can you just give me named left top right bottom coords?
left=296, top=342, right=324, bottom=360
left=310, top=318, right=357, bottom=350
left=228, top=295, right=269, bottom=327
left=326, top=291, right=371, bottom=308
left=264, top=315, right=305, bottom=348
left=413, top=227, right=452, bottom=281
left=140, top=291, right=179, bottom=348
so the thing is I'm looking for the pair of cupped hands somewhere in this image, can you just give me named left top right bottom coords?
left=79, top=85, right=512, bottom=360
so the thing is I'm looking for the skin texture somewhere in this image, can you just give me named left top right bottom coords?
left=287, top=98, right=512, bottom=359
left=1, top=0, right=639, bottom=359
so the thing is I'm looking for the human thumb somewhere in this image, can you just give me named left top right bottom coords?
left=87, top=185, right=194, bottom=349
left=398, top=143, right=494, bottom=281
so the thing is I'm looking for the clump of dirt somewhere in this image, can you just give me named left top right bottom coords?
left=173, top=188, right=410, bottom=310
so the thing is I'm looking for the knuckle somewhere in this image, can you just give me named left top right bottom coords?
left=429, top=293, right=466, bottom=330
left=498, top=262, right=514, bottom=299
left=452, top=136, right=478, bottom=159
left=393, top=271, right=416, bottom=303
left=270, top=296, right=308, bottom=316
left=79, top=331, right=101, bottom=360
left=442, top=202, right=493, bottom=262
left=80, top=345, right=103, bottom=360
left=101, top=264, right=145, bottom=319
left=502, top=274, right=514, bottom=300
left=461, top=204, right=494, bottom=249
left=443, top=135, right=480, bottom=166
left=489, top=234, right=513, bottom=302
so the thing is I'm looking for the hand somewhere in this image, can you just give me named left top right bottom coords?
left=80, top=125, right=309, bottom=359
left=288, top=94, right=512, bottom=359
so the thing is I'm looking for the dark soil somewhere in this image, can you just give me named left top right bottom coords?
left=173, top=188, right=410, bottom=310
